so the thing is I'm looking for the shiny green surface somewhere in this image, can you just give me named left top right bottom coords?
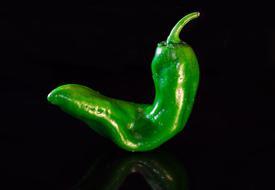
left=47, top=12, right=200, bottom=152
left=74, top=151, right=188, bottom=190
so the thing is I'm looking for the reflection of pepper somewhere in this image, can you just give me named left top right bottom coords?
left=47, top=12, right=200, bottom=152
left=73, top=151, right=188, bottom=190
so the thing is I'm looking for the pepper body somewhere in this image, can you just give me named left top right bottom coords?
left=48, top=12, right=200, bottom=152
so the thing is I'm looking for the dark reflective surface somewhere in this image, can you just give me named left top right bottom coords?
left=73, top=151, right=188, bottom=190
left=1, top=1, right=275, bottom=190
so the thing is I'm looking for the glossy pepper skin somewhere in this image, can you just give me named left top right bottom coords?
left=47, top=12, right=200, bottom=152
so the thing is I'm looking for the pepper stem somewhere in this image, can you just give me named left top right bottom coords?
left=166, top=12, right=200, bottom=44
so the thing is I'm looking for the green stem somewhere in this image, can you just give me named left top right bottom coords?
left=167, top=12, right=200, bottom=44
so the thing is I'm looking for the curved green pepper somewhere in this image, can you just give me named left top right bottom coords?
left=47, top=12, right=200, bottom=152
left=73, top=151, right=188, bottom=190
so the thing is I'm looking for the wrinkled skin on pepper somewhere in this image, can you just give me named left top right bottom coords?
left=48, top=12, right=200, bottom=152
left=73, top=151, right=188, bottom=190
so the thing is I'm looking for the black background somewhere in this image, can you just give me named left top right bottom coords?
left=1, top=1, right=274, bottom=189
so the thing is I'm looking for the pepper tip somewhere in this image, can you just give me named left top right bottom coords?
left=47, top=90, right=56, bottom=104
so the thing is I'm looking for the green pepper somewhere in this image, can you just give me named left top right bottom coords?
left=73, top=151, right=188, bottom=190
left=47, top=12, right=200, bottom=152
